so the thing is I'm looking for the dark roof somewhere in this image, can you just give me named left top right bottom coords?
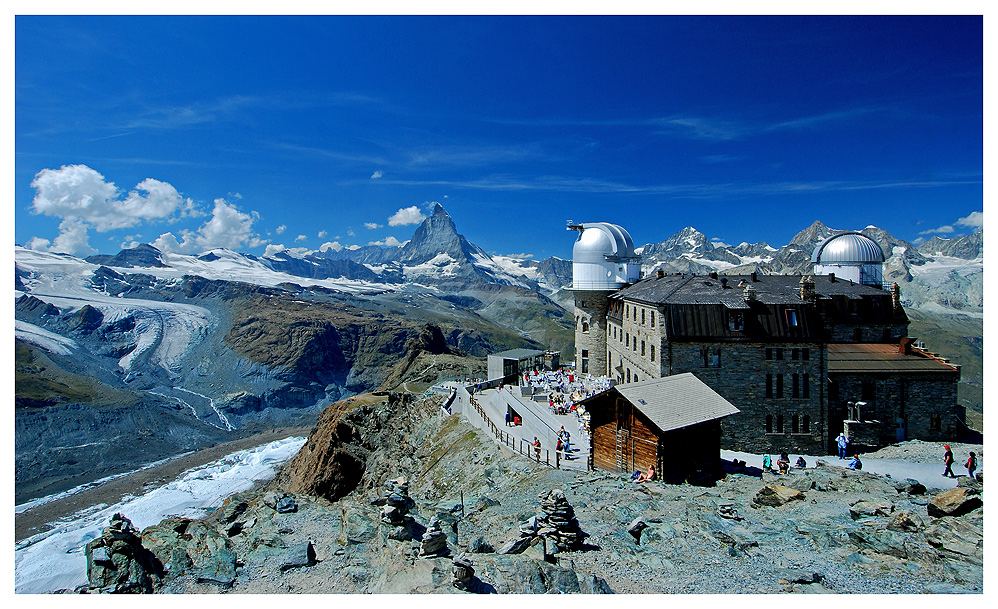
left=613, top=373, right=740, bottom=433
left=614, top=273, right=888, bottom=307
left=828, top=343, right=959, bottom=375
left=490, top=348, right=546, bottom=360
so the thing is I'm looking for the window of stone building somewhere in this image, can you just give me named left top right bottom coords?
left=626, top=332, right=629, bottom=346
left=626, top=368, right=631, bottom=383
left=792, top=348, right=799, bottom=360
left=766, top=374, right=773, bottom=398
left=829, top=380, right=839, bottom=403
left=930, top=415, right=942, bottom=431
left=625, top=304, right=629, bottom=319
left=729, top=312, right=745, bottom=331
left=651, top=312, right=655, bottom=328
left=854, top=327, right=863, bottom=342
left=702, top=347, right=721, bottom=367
left=792, top=373, right=799, bottom=398
left=882, top=328, right=891, bottom=342
left=641, top=340, right=645, bottom=356
left=581, top=349, right=589, bottom=374
left=766, top=414, right=773, bottom=433
left=633, top=336, right=637, bottom=351
left=776, top=374, right=784, bottom=398
left=711, top=349, right=721, bottom=367
left=802, top=415, right=810, bottom=433
left=641, top=308, right=645, bottom=325
left=776, top=348, right=784, bottom=360
left=651, top=345, right=655, bottom=362
left=766, top=348, right=773, bottom=360
left=803, top=374, right=810, bottom=398
left=582, top=319, right=590, bottom=333
left=862, top=380, right=875, bottom=402
left=786, top=310, right=799, bottom=327
left=776, top=414, right=784, bottom=433
left=802, top=348, right=810, bottom=361
left=634, top=374, right=639, bottom=382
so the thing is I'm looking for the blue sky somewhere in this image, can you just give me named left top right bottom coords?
left=14, top=15, right=984, bottom=260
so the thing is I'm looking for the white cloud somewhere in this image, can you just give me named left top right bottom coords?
left=347, top=229, right=355, bottom=237
left=30, top=164, right=196, bottom=231
left=371, top=171, right=383, bottom=179
left=500, top=252, right=535, bottom=259
left=276, top=224, right=287, bottom=235
left=918, top=225, right=955, bottom=236
left=264, top=244, right=287, bottom=257
left=152, top=198, right=264, bottom=254
left=364, top=222, right=382, bottom=230
left=388, top=205, right=427, bottom=226
left=51, top=219, right=97, bottom=256
left=368, top=236, right=401, bottom=247
left=956, top=211, right=983, bottom=229
left=318, top=230, right=328, bottom=238
left=319, top=241, right=343, bottom=252
left=295, top=234, right=308, bottom=242
left=912, top=237, right=926, bottom=245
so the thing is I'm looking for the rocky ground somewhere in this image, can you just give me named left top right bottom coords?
left=76, top=393, right=983, bottom=594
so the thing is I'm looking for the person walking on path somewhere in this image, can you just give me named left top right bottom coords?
left=836, top=433, right=849, bottom=459
left=965, top=451, right=978, bottom=479
left=943, top=445, right=956, bottom=478
left=762, top=454, right=772, bottom=472
left=505, top=411, right=511, bottom=427
left=533, top=437, right=541, bottom=460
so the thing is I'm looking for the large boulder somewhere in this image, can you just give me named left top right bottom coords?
left=753, top=484, right=805, bottom=507
left=927, top=488, right=983, bottom=518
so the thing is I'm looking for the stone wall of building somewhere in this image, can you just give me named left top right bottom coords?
left=574, top=291, right=611, bottom=376
left=668, top=342, right=828, bottom=454
left=830, top=371, right=962, bottom=447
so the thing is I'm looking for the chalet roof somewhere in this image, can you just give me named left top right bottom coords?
left=490, top=348, right=546, bottom=360
left=614, top=273, right=888, bottom=306
left=613, top=373, right=740, bottom=433
left=828, top=343, right=960, bottom=375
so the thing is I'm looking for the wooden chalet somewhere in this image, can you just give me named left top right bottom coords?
left=582, top=373, right=739, bottom=484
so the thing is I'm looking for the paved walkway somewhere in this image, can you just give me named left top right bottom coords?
left=721, top=449, right=970, bottom=491
left=463, top=385, right=590, bottom=471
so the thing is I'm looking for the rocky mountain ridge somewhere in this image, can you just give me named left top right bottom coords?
left=69, top=393, right=984, bottom=594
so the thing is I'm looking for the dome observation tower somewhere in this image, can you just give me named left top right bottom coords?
left=811, top=232, right=886, bottom=287
left=568, top=222, right=641, bottom=376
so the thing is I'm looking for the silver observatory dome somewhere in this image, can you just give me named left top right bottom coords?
left=811, top=232, right=886, bottom=264
left=811, top=231, right=886, bottom=287
left=570, top=222, right=641, bottom=290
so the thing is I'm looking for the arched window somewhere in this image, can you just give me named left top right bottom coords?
left=802, top=415, right=810, bottom=433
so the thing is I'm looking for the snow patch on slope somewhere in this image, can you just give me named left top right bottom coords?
left=14, top=320, right=78, bottom=356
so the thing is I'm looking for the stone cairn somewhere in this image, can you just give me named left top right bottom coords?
left=536, top=489, right=587, bottom=551
left=372, top=476, right=418, bottom=541
left=85, top=513, right=156, bottom=594
left=451, top=554, right=475, bottom=590
left=420, top=519, right=449, bottom=557
left=502, top=489, right=588, bottom=555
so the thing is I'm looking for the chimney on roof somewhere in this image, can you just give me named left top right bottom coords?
left=750, top=272, right=758, bottom=282
left=828, top=272, right=836, bottom=283
left=656, top=269, right=665, bottom=278
left=899, top=337, right=914, bottom=355
left=743, top=284, right=757, bottom=302
left=721, top=277, right=728, bottom=289
left=799, top=275, right=817, bottom=304
left=709, top=271, right=718, bottom=279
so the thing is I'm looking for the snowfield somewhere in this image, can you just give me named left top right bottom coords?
left=14, top=319, right=78, bottom=356
left=14, top=436, right=306, bottom=594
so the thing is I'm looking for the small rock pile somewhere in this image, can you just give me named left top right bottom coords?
left=420, top=519, right=449, bottom=557
left=85, top=513, right=157, bottom=594
left=374, top=476, right=417, bottom=540
left=537, top=489, right=587, bottom=551
left=451, top=554, right=475, bottom=590
left=502, top=489, right=588, bottom=555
